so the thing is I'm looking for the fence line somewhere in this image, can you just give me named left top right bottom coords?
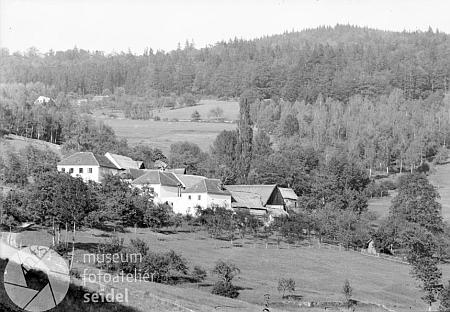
left=294, top=239, right=410, bottom=265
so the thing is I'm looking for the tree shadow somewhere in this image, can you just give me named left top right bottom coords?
left=235, top=285, right=253, bottom=291
left=284, top=294, right=303, bottom=300
left=91, top=223, right=129, bottom=233
left=74, top=242, right=99, bottom=254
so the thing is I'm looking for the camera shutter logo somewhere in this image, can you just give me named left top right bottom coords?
left=3, top=246, right=70, bottom=312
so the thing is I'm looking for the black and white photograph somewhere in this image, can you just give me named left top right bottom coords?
left=1, top=0, right=450, bottom=311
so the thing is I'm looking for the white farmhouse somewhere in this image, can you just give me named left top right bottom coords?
left=56, top=152, right=121, bottom=182
left=172, top=178, right=232, bottom=215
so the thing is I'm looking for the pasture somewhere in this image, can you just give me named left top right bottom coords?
left=99, top=118, right=237, bottom=155
left=7, top=225, right=442, bottom=312
left=150, top=99, right=240, bottom=121
left=94, top=99, right=239, bottom=154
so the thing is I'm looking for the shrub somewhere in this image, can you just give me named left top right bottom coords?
left=140, top=250, right=189, bottom=284
left=153, top=116, right=160, bottom=121
left=211, top=281, right=239, bottom=298
left=192, top=265, right=207, bottom=283
left=343, top=279, right=353, bottom=307
left=70, top=268, right=81, bottom=279
left=95, top=236, right=124, bottom=271
left=380, top=180, right=397, bottom=190
left=191, top=110, right=201, bottom=121
left=53, top=242, right=71, bottom=257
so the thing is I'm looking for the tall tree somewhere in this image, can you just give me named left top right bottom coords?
left=236, top=93, right=253, bottom=184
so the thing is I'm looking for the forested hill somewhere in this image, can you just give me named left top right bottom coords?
left=1, top=24, right=450, bottom=103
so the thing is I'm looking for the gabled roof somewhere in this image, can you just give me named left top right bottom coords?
left=96, top=155, right=120, bottom=169
left=57, top=152, right=118, bottom=169
left=131, top=170, right=180, bottom=187
left=34, top=96, right=54, bottom=105
left=183, top=179, right=231, bottom=195
left=279, top=187, right=298, bottom=200
left=230, top=191, right=265, bottom=209
left=174, top=174, right=206, bottom=188
left=105, top=152, right=140, bottom=170
left=125, top=168, right=148, bottom=180
left=224, top=185, right=278, bottom=206
left=166, top=168, right=187, bottom=174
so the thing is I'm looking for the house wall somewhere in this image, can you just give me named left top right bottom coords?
left=57, top=165, right=100, bottom=182
left=171, top=193, right=231, bottom=215
left=284, top=198, right=297, bottom=209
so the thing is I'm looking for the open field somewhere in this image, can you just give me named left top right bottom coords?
left=149, top=99, right=240, bottom=121
left=99, top=118, right=237, bottom=154
left=4, top=225, right=445, bottom=312
left=93, top=99, right=239, bottom=154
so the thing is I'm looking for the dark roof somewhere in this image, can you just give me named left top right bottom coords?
left=58, top=152, right=118, bottom=169
left=224, top=185, right=278, bottom=206
left=125, top=168, right=148, bottom=180
left=131, top=170, right=180, bottom=187
left=183, top=179, right=231, bottom=195
left=95, top=155, right=120, bottom=169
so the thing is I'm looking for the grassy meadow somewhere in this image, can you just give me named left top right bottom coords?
left=149, top=99, right=241, bottom=121
left=95, top=100, right=240, bottom=154
left=6, top=223, right=442, bottom=312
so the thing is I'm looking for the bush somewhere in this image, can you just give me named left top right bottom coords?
left=153, top=116, right=160, bottom=121
left=53, top=242, right=71, bottom=258
left=140, top=250, right=189, bottom=284
left=417, top=162, right=430, bottom=173
left=380, top=180, right=397, bottom=190
left=211, top=281, right=239, bottom=298
left=95, top=236, right=124, bottom=271
left=192, top=265, right=207, bottom=282
left=70, top=268, right=81, bottom=279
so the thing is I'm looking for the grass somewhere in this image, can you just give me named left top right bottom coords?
left=99, top=117, right=237, bottom=154
left=149, top=99, right=240, bottom=121
left=94, top=99, right=239, bottom=154
left=8, top=225, right=444, bottom=312
left=0, top=134, right=62, bottom=159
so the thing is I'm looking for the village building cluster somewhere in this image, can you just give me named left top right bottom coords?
left=57, top=152, right=298, bottom=217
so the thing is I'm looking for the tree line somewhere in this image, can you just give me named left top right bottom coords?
left=1, top=25, right=449, bottom=102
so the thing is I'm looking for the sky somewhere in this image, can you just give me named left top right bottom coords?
left=1, top=0, right=449, bottom=55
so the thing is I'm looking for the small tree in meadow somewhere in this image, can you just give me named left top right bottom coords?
left=191, top=110, right=201, bottom=121
left=211, top=259, right=241, bottom=298
left=192, top=265, right=207, bottom=287
left=343, top=279, right=353, bottom=307
left=277, top=278, right=295, bottom=298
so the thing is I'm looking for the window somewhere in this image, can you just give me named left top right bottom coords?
left=198, top=195, right=201, bottom=200
left=79, top=168, right=83, bottom=174
left=88, top=168, right=92, bottom=173
left=69, top=168, right=73, bottom=174
left=188, top=195, right=191, bottom=200
left=61, top=168, right=65, bottom=173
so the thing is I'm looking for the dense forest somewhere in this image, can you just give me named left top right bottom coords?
left=1, top=25, right=450, bottom=101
